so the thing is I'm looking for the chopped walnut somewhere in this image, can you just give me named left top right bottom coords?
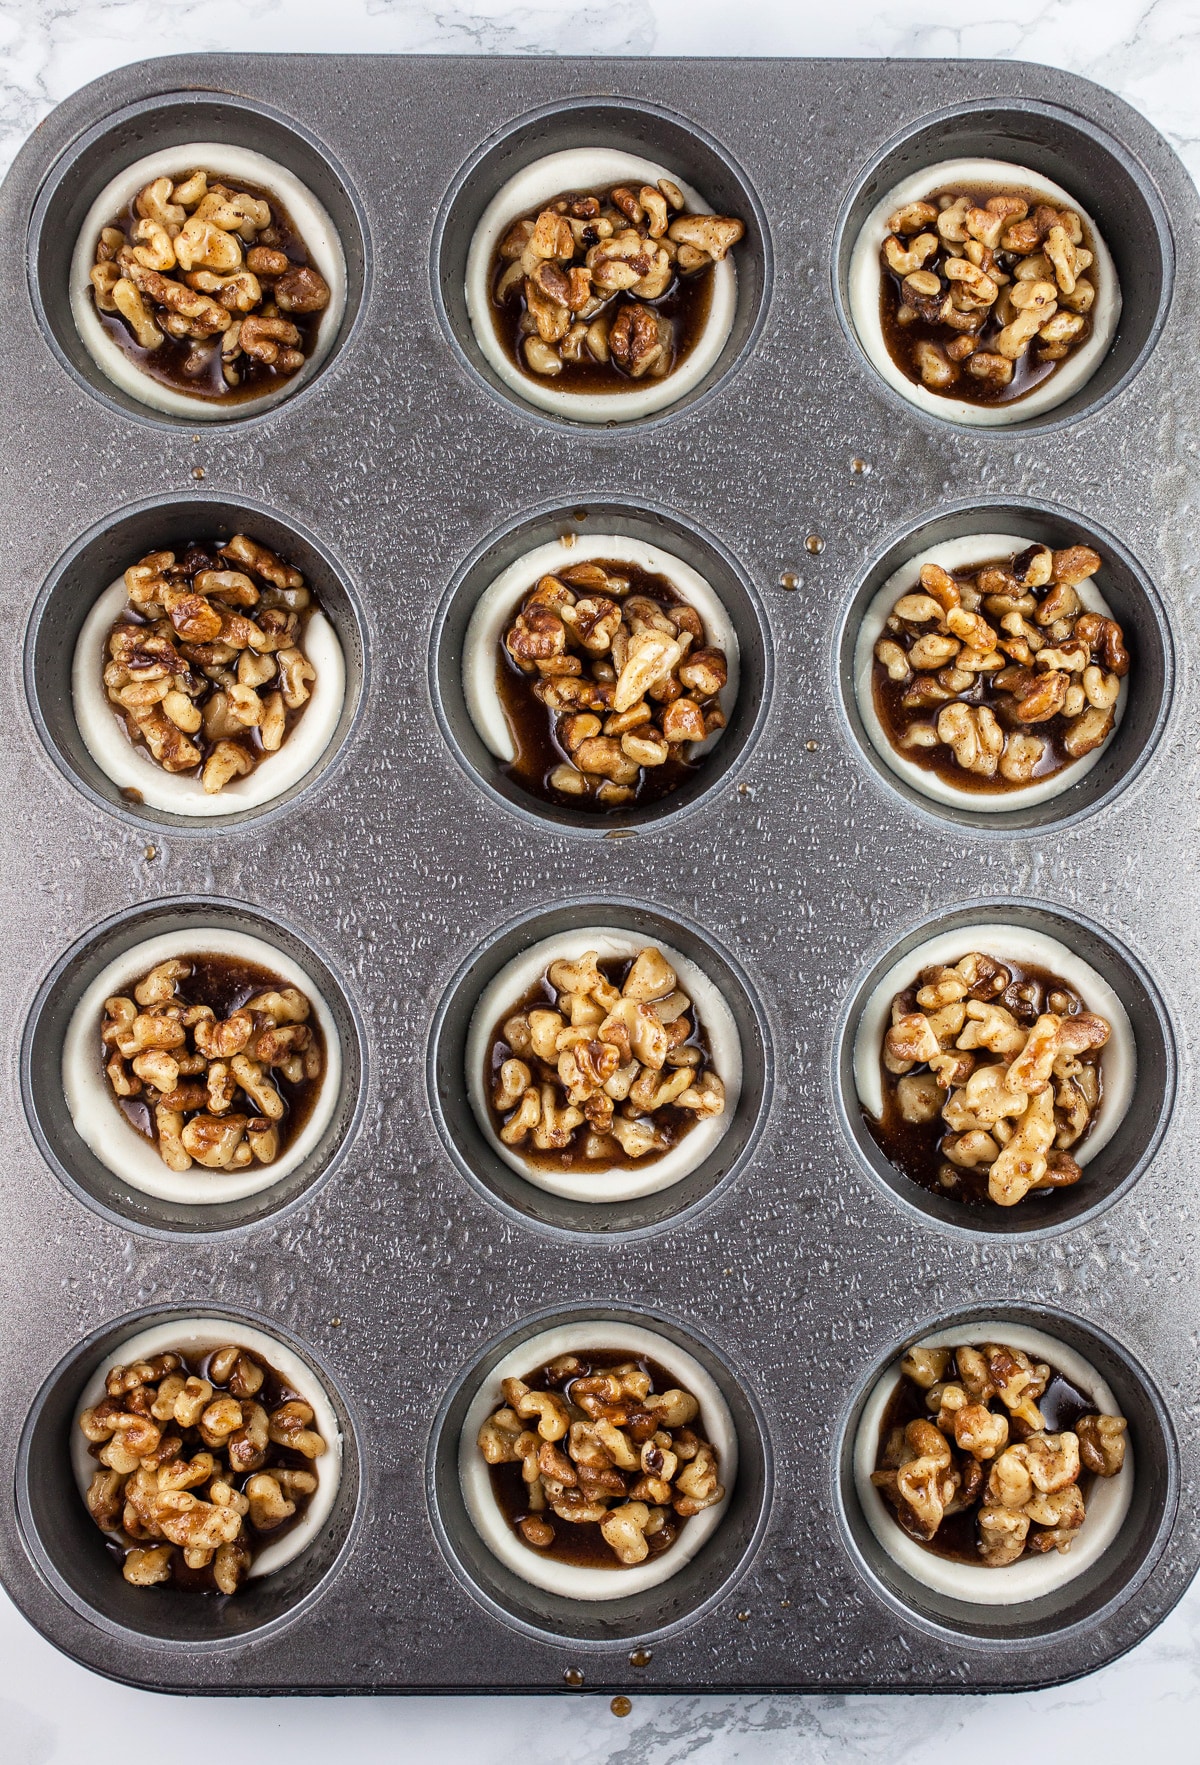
left=104, top=536, right=317, bottom=791
left=79, top=1343, right=326, bottom=1592
left=488, top=945, right=723, bottom=1169
left=478, top=1352, right=722, bottom=1564
left=501, top=558, right=728, bottom=809
left=883, top=187, right=1098, bottom=404
left=101, top=956, right=323, bottom=1172
left=492, top=177, right=744, bottom=386
left=872, top=542, right=1126, bottom=792
left=872, top=1341, right=1126, bottom=1566
left=1076, top=1411, right=1128, bottom=1477
left=91, top=170, right=330, bottom=398
left=874, top=950, right=1110, bottom=1207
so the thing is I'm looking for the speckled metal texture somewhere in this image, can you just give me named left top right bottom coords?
left=0, top=53, right=1196, bottom=1695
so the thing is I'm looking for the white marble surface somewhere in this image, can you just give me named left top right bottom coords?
left=2, top=0, right=1198, bottom=1757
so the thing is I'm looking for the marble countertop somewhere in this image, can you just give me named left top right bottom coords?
left=3, top=1, right=1197, bottom=1759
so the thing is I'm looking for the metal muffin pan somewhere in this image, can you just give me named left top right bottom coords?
left=0, top=53, right=1196, bottom=1695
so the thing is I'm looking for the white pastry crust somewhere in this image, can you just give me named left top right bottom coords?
left=459, top=1320, right=736, bottom=1601
left=466, top=927, right=742, bottom=1203
left=462, top=533, right=740, bottom=766
left=69, top=142, right=348, bottom=419
left=853, top=921, right=1135, bottom=1165
left=73, top=575, right=346, bottom=817
left=853, top=532, right=1125, bottom=811
left=71, top=1317, right=343, bottom=1580
left=847, top=158, right=1120, bottom=426
left=464, top=148, right=738, bottom=423
left=62, top=927, right=343, bottom=1205
left=853, top=1320, right=1133, bottom=1605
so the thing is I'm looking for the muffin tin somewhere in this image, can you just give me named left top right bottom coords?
left=0, top=52, right=1196, bottom=1695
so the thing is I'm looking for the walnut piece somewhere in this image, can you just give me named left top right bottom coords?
left=478, top=1356, right=722, bottom=1563
left=104, top=535, right=316, bottom=791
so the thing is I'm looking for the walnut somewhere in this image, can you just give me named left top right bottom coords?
left=882, top=185, right=1098, bottom=399
left=101, top=959, right=321, bottom=1173
left=1076, top=1413, right=1128, bottom=1477
left=876, top=1340, right=1126, bottom=1568
left=274, top=265, right=331, bottom=313
left=239, top=313, right=303, bottom=370
left=104, top=536, right=318, bottom=789
left=493, top=177, right=743, bottom=383
left=480, top=1356, right=719, bottom=1566
left=489, top=945, right=722, bottom=1167
left=93, top=172, right=327, bottom=388
left=609, top=302, right=670, bottom=378
left=978, top=1505, right=1030, bottom=1565
left=502, top=565, right=727, bottom=808
left=900, top=1347, right=951, bottom=1389
left=877, top=950, right=1109, bottom=1207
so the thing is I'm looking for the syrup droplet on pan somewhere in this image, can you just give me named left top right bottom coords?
left=563, top=1666, right=585, bottom=1687
left=850, top=456, right=872, bottom=475
left=611, top=1696, right=633, bottom=1717
left=629, top=1646, right=652, bottom=1667
left=779, top=571, right=798, bottom=590
left=805, top=533, right=825, bottom=555
left=736, top=1609, right=751, bottom=1622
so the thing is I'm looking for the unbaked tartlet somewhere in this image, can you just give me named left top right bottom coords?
left=73, top=532, right=345, bottom=816
left=854, top=532, right=1127, bottom=812
left=463, top=532, right=739, bottom=813
left=460, top=1320, right=736, bottom=1600
left=467, top=928, right=742, bottom=1204
left=465, top=148, right=743, bottom=421
left=854, top=1321, right=1132, bottom=1604
left=63, top=928, right=342, bottom=1205
left=853, top=923, right=1135, bottom=1211
left=848, top=157, right=1119, bottom=424
left=71, top=143, right=346, bottom=418
left=72, top=1318, right=342, bottom=1594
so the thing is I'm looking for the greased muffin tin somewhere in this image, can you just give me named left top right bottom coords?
left=0, top=52, right=1195, bottom=1694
